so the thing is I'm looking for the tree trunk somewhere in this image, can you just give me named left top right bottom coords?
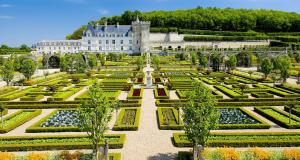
left=105, top=140, right=109, bottom=160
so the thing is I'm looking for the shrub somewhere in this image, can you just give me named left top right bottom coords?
left=283, top=148, right=300, bottom=160
left=27, top=153, right=48, bottom=160
left=216, top=147, right=240, bottom=160
left=59, top=150, right=83, bottom=160
left=0, top=152, right=14, bottom=160
left=245, top=148, right=271, bottom=160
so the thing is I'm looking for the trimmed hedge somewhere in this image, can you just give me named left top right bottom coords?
left=127, top=88, right=144, bottom=99
left=251, top=92, right=274, bottom=98
left=154, top=87, right=170, bottom=99
left=214, top=85, right=248, bottom=99
left=0, top=87, right=40, bottom=101
left=0, top=134, right=125, bottom=151
left=26, top=109, right=80, bottom=133
left=254, top=107, right=300, bottom=129
left=113, top=108, right=141, bottom=131
left=184, top=35, right=270, bottom=41
left=47, top=87, right=83, bottom=101
left=20, top=95, right=44, bottom=101
left=284, top=106, right=300, bottom=117
left=173, top=132, right=300, bottom=147
left=0, top=110, right=42, bottom=133
left=157, top=107, right=183, bottom=130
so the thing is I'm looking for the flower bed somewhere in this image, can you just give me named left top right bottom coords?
left=127, top=88, right=143, bottom=99
left=135, top=78, right=144, bottom=84
left=113, top=108, right=141, bottom=131
left=154, top=87, right=169, bottom=99
left=0, top=110, right=41, bottom=133
left=26, top=109, right=80, bottom=132
left=153, top=77, right=163, bottom=84
left=0, top=134, right=125, bottom=151
left=173, top=132, right=300, bottom=147
left=157, top=107, right=183, bottom=130
left=255, top=107, right=300, bottom=129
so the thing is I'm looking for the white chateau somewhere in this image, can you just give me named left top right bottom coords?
left=35, top=17, right=270, bottom=54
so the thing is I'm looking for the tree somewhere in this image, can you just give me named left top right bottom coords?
left=136, top=57, right=144, bottom=70
left=98, top=54, right=106, bottom=66
left=191, top=52, right=197, bottom=65
left=295, top=52, right=300, bottom=63
left=78, top=82, right=118, bottom=160
left=227, top=55, right=237, bottom=71
left=12, top=55, right=21, bottom=71
left=2, top=59, right=14, bottom=85
left=182, top=81, right=219, bottom=160
left=20, top=44, right=30, bottom=50
left=261, top=58, right=273, bottom=79
left=0, top=104, right=5, bottom=129
left=20, top=59, right=36, bottom=80
left=277, top=56, right=291, bottom=82
left=199, top=55, right=208, bottom=69
left=152, top=56, right=160, bottom=71
left=88, top=54, right=98, bottom=69
left=60, top=56, right=68, bottom=71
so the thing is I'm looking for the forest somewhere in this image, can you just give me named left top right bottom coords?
left=66, top=7, right=300, bottom=40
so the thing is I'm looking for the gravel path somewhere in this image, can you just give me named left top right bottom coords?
left=108, top=89, right=189, bottom=160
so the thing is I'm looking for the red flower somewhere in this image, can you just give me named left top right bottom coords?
left=157, top=88, right=166, bottom=96
left=132, top=89, right=141, bottom=96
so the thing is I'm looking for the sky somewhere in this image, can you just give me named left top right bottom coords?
left=1, top=0, right=300, bottom=47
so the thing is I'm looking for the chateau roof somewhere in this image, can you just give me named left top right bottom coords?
left=84, top=23, right=132, bottom=36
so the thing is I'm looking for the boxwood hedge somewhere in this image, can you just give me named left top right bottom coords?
left=113, top=107, right=141, bottom=131
left=173, top=132, right=300, bottom=147
left=0, top=134, right=125, bottom=151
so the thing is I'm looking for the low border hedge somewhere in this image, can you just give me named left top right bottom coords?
left=173, top=132, right=300, bottom=147
left=20, top=95, right=44, bottom=101
left=127, top=88, right=144, bottom=99
left=26, top=109, right=80, bottom=133
left=0, top=134, right=125, bottom=151
left=214, top=85, right=248, bottom=99
left=157, top=107, right=183, bottom=130
left=251, top=92, right=274, bottom=98
left=113, top=107, right=141, bottom=131
left=154, top=87, right=170, bottom=99
left=284, top=106, right=300, bottom=117
left=0, top=109, right=42, bottom=133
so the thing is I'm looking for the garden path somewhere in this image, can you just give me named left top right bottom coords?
left=108, top=89, right=189, bottom=160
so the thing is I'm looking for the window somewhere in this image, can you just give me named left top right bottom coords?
left=137, top=40, right=139, bottom=44
left=129, top=40, right=132, bottom=44
left=88, top=46, right=91, bottom=51
left=106, top=40, right=109, bottom=44
left=99, top=40, right=102, bottom=44
left=120, top=40, right=123, bottom=44
left=112, top=40, right=115, bottom=44
left=129, top=46, right=132, bottom=50
left=121, top=46, right=124, bottom=51
left=88, top=40, right=91, bottom=45
left=99, top=46, right=102, bottom=50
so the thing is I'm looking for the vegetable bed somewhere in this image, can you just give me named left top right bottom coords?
left=255, top=107, right=300, bottom=129
left=26, top=109, right=80, bottom=132
left=0, top=110, right=42, bottom=133
left=157, top=107, right=183, bottom=130
left=113, top=108, right=141, bottom=131
left=218, top=108, right=270, bottom=129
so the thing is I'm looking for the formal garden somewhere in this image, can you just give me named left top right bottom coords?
left=0, top=49, right=299, bottom=160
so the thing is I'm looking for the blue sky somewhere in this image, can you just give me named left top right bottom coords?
left=1, top=0, right=300, bottom=47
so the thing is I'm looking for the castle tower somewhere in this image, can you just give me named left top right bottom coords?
left=132, top=16, right=150, bottom=54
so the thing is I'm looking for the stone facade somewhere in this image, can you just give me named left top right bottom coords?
left=35, top=17, right=270, bottom=55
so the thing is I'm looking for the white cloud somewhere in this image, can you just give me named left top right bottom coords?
left=0, top=4, right=12, bottom=8
left=97, top=9, right=109, bottom=15
left=0, top=16, right=14, bottom=20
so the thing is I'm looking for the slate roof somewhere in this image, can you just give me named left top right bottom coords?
left=84, top=23, right=132, bottom=37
